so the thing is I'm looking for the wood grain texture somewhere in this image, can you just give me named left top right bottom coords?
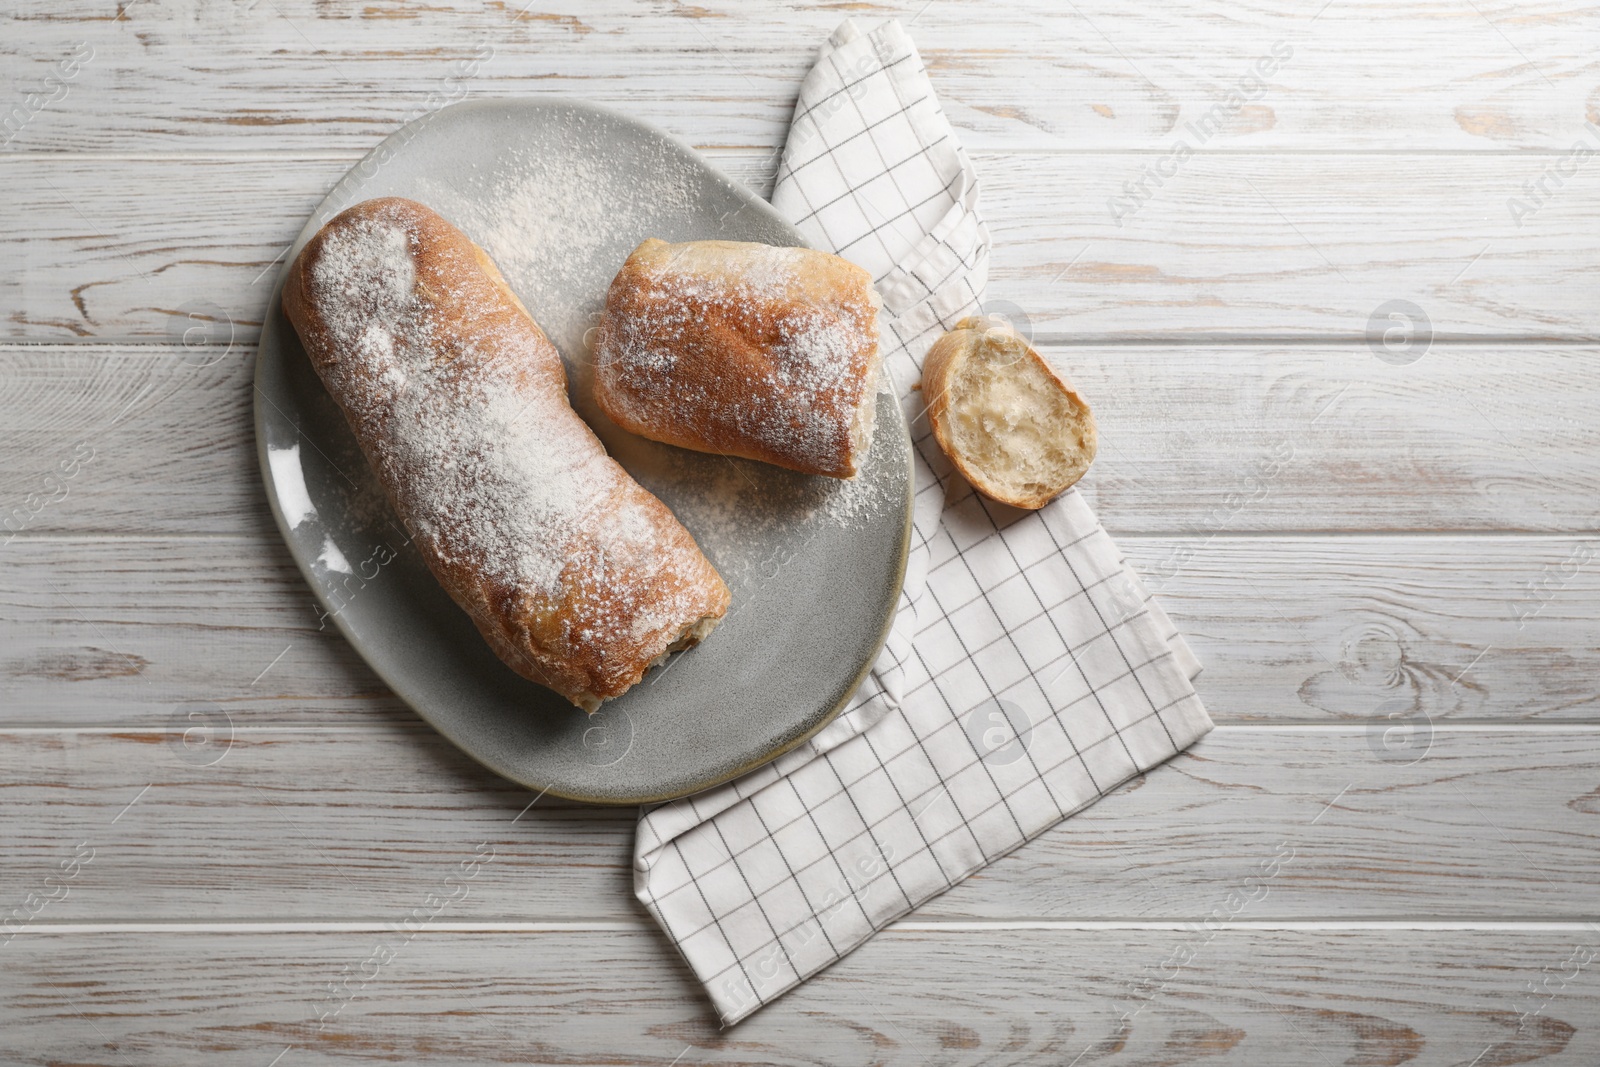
left=3, top=531, right=1598, bottom=727
left=3, top=0, right=1595, bottom=152
left=1137, top=535, right=1600, bottom=724
left=4, top=0, right=1598, bottom=1052
left=2, top=344, right=1595, bottom=538
left=0, top=534, right=407, bottom=726
left=2, top=726, right=1596, bottom=921
left=3, top=925, right=1597, bottom=1066
left=4, top=151, right=1600, bottom=341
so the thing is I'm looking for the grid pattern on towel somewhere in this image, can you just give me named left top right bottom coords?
left=635, top=17, right=1213, bottom=1026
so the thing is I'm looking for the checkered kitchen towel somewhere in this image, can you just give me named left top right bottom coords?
left=635, top=18, right=1213, bottom=1025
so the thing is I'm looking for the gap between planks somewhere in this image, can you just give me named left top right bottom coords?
left=0, top=149, right=1590, bottom=162
left=8, top=335, right=1600, bottom=348
left=5, top=529, right=1597, bottom=544
left=2, top=723, right=1599, bottom=734
left=9, top=919, right=1600, bottom=935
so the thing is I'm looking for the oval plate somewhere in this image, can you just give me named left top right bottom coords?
left=254, top=99, right=912, bottom=804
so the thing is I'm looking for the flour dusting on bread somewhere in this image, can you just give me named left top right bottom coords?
left=284, top=198, right=730, bottom=710
left=594, top=239, right=883, bottom=478
left=310, top=211, right=604, bottom=596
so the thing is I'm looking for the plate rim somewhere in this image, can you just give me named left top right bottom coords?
left=252, top=96, right=913, bottom=805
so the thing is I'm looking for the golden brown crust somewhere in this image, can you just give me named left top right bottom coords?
left=593, top=239, right=881, bottom=479
left=918, top=330, right=962, bottom=438
left=282, top=197, right=730, bottom=711
left=922, top=317, right=1097, bottom=510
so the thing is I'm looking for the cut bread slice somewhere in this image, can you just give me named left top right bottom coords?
left=921, top=317, right=1097, bottom=510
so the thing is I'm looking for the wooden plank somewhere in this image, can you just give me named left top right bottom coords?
left=3, top=531, right=1598, bottom=726
left=1, top=157, right=319, bottom=340
left=977, top=151, right=1600, bottom=342
left=3, top=0, right=1593, bottom=152
left=1131, top=535, right=1600, bottom=724
left=2, top=925, right=1596, bottom=1064
left=2, top=344, right=1595, bottom=537
left=2, top=726, right=1596, bottom=921
left=5, top=151, right=1599, bottom=342
left=0, top=534, right=405, bottom=726
left=1069, top=344, right=1600, bottom=534
left=0, top=348, right=267, bottom=537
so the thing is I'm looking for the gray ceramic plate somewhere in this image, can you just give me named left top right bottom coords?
left=254, top=99, right=912, bottom=804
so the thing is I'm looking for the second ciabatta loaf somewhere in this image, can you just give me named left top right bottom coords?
left=282, top=197, right=730, bottom=712
left=922, top=317, right=1097, bottom=510
left=593, top=239, right=882, bottom=478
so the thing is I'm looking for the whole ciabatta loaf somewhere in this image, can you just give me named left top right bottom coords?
left=282, top=197, right=730, bottom=712
left=922, top=317, right=1097, bottom=510
left=593, top=239, right=882, bottom=478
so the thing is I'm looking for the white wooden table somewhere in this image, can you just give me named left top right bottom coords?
left=4, top=2, right=1599, bottom=1063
